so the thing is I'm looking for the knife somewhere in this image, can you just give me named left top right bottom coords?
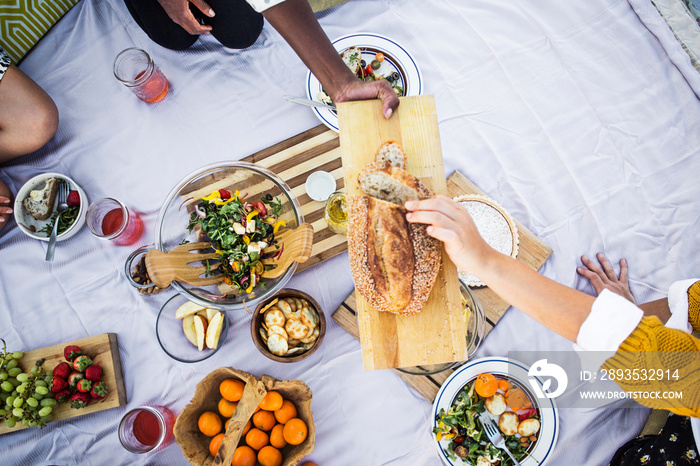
left=284, top=95, right=336, bottom=110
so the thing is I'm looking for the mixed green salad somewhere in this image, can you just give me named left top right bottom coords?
left=433, top=374, right=540, bottom=466
left=38, top=206, right=79, bottom=237
left=187, top=189, right=286, bottom=294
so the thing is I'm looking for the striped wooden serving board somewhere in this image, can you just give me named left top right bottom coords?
left=239, top=125, right=345, bottom=273
left=332, top=171, right=553, bottom=401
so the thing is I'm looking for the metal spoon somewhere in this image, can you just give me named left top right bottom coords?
left=45, top=181, right=69, bottom=262
left=283, top=95, right=336, bottom=110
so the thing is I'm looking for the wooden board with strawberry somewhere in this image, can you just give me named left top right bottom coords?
left=0, top=333, right=126, bottom=435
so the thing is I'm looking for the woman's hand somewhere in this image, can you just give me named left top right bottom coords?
left=331, top=78, right=399, bottom=119
left=156, top=0, right=214, bottom=35
left=405, top=195, right=493, bottom=274
left=577, top=253, right=635, bottom=303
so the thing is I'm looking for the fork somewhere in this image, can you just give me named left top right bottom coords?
left=45, top=181, right=70, bottom=262
left=479, top=412, right=522, bottom=466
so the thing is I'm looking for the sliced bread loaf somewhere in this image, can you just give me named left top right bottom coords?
left=23, top=177, right=59, bottom=220
left=375, top=140, right=407, bottom=169
left=358, top=161, right=431, bottom=206
left=348, top=195, right=442, bottom=316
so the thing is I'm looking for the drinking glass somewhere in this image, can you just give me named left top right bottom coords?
left=113, top=48, right=169, bottom=103
left=118, top=405, right=175, bottom=453
left=86, top=198, right=144, bottom=246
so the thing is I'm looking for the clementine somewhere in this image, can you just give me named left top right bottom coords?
left=269, top=423, right=287, bottom=449
left=257, top=445, right=283, bottom=466
left=282, top=418, right=308, bottom=445
left=231, top=445, right=256, bottom=466
left=218, top=398, right=237, bottom=418
left=245, top=427, right=270, bottom=450
left=259, top=391, right=284, bottom=411
left=198, top=411, right=223, bottom=437
left=220, top=378, right=245, bottom=402
left=209, top=433, right=225, bottom=457
left=274, top=399, right=297, bottom=424
left=474, top=373, right=498, bottom=398
left=253, top=410, right=276, bottom=431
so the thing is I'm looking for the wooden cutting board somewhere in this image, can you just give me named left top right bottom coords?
left=332, top=171, right=553, bottom=400
left=337, top=95, right=466, bottom=371
left=0, top=333, right=126, bottom=435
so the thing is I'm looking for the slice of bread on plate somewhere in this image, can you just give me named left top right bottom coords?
left=22, top=177, right=59, bottom=220
left=348, top=195, right=441, bottom=317
left=358, top=161, right=431, bottom=205
left=340, top=46, right=362, bottom=75
left=375, top=140, right=407, bottom=169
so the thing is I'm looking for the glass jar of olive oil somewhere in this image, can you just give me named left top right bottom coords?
left=324, top=191, right=347, bottom=235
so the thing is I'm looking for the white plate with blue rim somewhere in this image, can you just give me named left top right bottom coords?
left=305, top=32, right=423, bottom=132
left=432, top=357, right=559, bottom=465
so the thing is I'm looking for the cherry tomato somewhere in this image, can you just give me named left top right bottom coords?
left=255, top=202, right=267, bottom=216
left=518, top=408, right=537, bottom=422
left=218, top=189, right=231, bottom=200
left=365, top=64, right=374, bottom=77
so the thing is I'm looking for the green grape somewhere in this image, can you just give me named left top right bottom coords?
left=4, top=417, right=16, bottom=428
left=11, top=351, right=22, bottom=359
left=12, top=407, right=23, bottom=418
left=21, top=418, right=29, bottom=426
left=29, top=366, right=39, bottom=375
left=32, top=393, right=44, bottom=400
left=7, top=378, right=20, bottom=388
left=7, top=368, right=22, bottom=378
left=25, top=398, right=38, bottom=408
left=44, top=370, right=52, bottom=378
left=0, top=393, right=7, bottom=403
left=35, top=380, right=47, bottom=387
left=35, top=386, right=48, bottom=395
left=27, top=420, right=37, bottom=427
left=12, top=397, right=23, bottom=408
left=6, top=395, right=14, bottom=406
left=39, top=414, right=52, bottom=423
left=5, top=359, right=17, bottom=370
left=0, top=381, right=12, bottom=392
left=15, top=385, right=25, bottom=395
left=40, top=398, right=57, bottom=407
left=38, top=406, right=52, bottom=417
left=0, top=408, right=5, bottom=416
left=0, top=371, right=7, bottom=381
left=1, top=355, right=12, bottom=365
left=16, top=373, right=29, bottom=383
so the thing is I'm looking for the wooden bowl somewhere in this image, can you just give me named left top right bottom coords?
left=251, top=289, right=326, bottom=363
left=174, top=367, right=315, bottom=466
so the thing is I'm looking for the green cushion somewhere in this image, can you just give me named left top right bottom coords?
left=0, top=0, right=80, bottom=64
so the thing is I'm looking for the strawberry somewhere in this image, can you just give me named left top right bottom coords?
left=70, top=392, right=91, bottom=409
left=518, top=408, right=537, bottom=422
left=55, top=388, right=72, bottom=403
left=67, top=371, right=84, bottom=389
left=84, top=364, right=102, bottom=382
left=72, top=355, right=92, bottom=372
left=50, top=376, right=68, bottom=393
left=90, top=381, right=108, bottom=400
left=76, top=379, right=92, bottom=393
left=63, top=345, right=82, bottom=362
left=53, top=362, right=71, bottom=380
left=66, top=190, right=80, bottom=207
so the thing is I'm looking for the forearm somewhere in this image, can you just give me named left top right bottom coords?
left=638, top=298, right=671, bottom=324
left=262, top=0, right=355, bottom=98
left=477, top=249, right=595, bottom=342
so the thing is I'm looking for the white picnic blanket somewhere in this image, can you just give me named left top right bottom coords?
left=1, top=0, right=699, bottom=464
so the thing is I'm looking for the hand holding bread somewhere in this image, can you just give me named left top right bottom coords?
left=405, top=195, right=494, bottom=280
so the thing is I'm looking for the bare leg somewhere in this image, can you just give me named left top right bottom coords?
left=0, top=64, right=59, bottom=162
left=0, top=180, right=11, bottom=230
left=577, top=253, right=671, bottom=323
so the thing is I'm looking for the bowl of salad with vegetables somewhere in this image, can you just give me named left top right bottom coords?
left=154, top=162, right=303, bottom=310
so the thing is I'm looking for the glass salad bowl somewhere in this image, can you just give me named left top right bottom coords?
left=141, top=162, right=303, bottom=310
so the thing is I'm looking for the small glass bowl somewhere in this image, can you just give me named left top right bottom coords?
left=118, top=405, right=175, bottom=453
left=156, top=294, right=229, bottom=363
left=124, top=244, right=169, bottom=295
left=396, top=281, right=485, bottom=375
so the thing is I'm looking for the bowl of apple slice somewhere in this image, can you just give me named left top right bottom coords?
left=156, top=294, right=229, bottom=363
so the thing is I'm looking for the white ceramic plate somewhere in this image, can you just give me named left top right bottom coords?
left=305, top=32, right=423, bottom=132
left=432, top=357, right=559, bottom=465
left=14, top=173, right=88, bottom=242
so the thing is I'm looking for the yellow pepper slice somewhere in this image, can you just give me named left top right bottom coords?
left=234, top=189, right=240, bottom=199
left=213, top=197, right=236, bottom=206
left=246, top=209, right=259, bottom=224
left=202, top=190, right=220, bottom=201
left=273, top=220, right=286, bottom=234
left=436, top=432, right=442, bottom=441
left=246, top=284, right=254, bottom=294
left=243, top=235, right=250, bottom=245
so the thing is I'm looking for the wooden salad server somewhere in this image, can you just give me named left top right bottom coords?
left=261, top=223, right=314, bottom=279
left=145, top=242, right=222, bottom=288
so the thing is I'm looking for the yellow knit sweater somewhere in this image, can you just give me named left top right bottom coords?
left=603, top=281, right=700, bottom=417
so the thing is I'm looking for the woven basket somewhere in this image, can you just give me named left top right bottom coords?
left=174, top=367, right=315, bottom=466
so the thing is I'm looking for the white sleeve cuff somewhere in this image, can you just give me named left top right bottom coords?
left=575, top=289, right=644, bottom=352
left=665, top=278, right=698, bottom=333
left=246, top=0, right=288, bottom=13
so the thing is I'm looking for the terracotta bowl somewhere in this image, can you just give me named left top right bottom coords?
left=174, top=367, right=315, bottom=466
left=250, top=289, right=326, bottom=363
